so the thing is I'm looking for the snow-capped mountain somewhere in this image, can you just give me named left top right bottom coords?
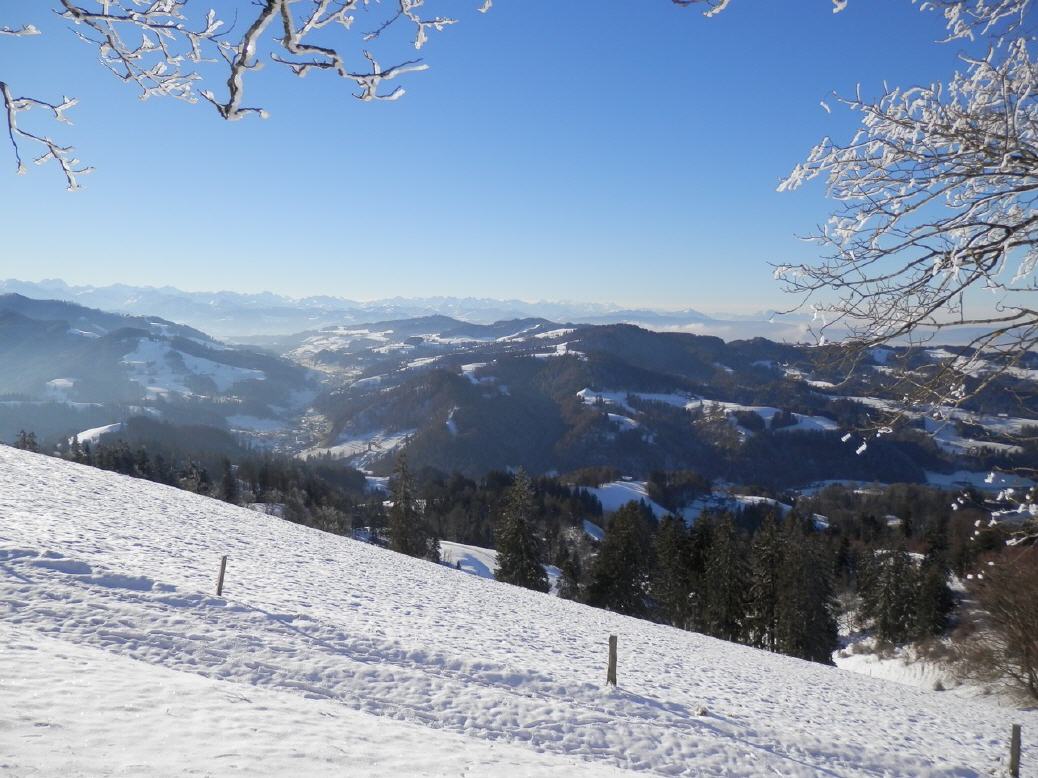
left=0, top=279, right=807, bottom=340
left=1, top=446, right=1032, bottom=776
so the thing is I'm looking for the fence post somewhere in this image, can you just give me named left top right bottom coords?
left=1010, top=724, right=1021, bottom=778
left=607, top=635, right=617, bottom=686
left=216, top=555, right=228, bottom=596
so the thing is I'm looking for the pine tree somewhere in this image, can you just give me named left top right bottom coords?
left=685, top=518, right=714, bottom=632
left=69, top=434, right=84, bottom=463
left=747, top=515, right=783, bottom=651
left=14, top=430, right=39, bottom=453
left=221, top=458, right=240, bottom=504
left=555, top=543, right=582, bottom=601
left=652, top=515, right=692, bottom=628
left=775, top=521, right=839, bottom=663
left=859, top=547, right=918, bottom=644
left=586, top=501, right=654, bottom=616
left=494, top=469, right=550, bottom=592
left=388, top=453, right=431, bottom=558
left=701, top=515, right=748, bottom=643
left=912, top=552, right=954, bottom=640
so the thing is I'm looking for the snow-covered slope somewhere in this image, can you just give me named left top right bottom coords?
left=439, top=540, right=561, bottom=593
left=1, top=447, right=1034, bottom=776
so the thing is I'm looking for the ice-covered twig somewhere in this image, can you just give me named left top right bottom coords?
left=0, top=81, right=91, bottom=190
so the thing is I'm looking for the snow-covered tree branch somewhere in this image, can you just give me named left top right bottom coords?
left=0, top=22, right=92, bottom=190
left=777, top=35, right=1038, bottom=387
left=1, top=0, right=469, bottom=187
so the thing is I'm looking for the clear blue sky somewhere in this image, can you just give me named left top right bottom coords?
left=0, top=0, right=963, bottom=312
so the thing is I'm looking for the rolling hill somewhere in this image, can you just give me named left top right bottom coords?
left=0, top=294, right=317, bottom=444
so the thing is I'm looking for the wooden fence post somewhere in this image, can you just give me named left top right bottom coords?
left=216, top=555, right=228, bottom=596
left=1010, top=724, right=1021, bottom=778
left=607, top=635, right=617, bottom=686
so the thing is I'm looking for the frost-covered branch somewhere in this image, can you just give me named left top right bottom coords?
left=0, top=22, right=90, bottom=189
left=777, top=31, right=1038, bottom=417
left=58, top=0, right=456, bottom=118
left=0, top=81, right=91, bottom=191
left=672, top=0, right=1032, bottom=32
left=2, top=0, right=474, bottom=185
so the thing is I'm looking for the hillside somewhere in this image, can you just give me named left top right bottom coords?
left=297, top=319, right=1038, bottom=487
left=0, top=294, right=317, bottom=445
left=1, top=446, right=1033, bottom=776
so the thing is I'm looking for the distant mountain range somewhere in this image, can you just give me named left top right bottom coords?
left=0, top=279, right=814, bottom=341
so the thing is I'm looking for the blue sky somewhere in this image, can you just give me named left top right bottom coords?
left=0, top=0, right=965, bottom=312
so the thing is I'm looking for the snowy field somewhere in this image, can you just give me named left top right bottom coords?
left=576, top=388, right=838, bottom=435
left=439, top=540, right=561, bottom=593
left=1, top=447, right=1035, bottom=776
left=299, top=428, right=415, bottom=464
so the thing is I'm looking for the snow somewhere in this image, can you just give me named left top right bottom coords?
left=531, top=342, right=584, bottom=359
left=121, top=338, right=265, bottom=397
left=439, top=540, right=560, bottom=592
left=1, top=623, right=616, bottom=778
left=300, top=429, right=415, bottom=465
left=2, top=447, right=1036, bottom=776
left=922, top=416, right=1024, bottom=456
left=584, top=480, right=670, bottom=518
left=289, top=328, right=393, bottom=360
left=446, top=407, right=459, bottom=437
left=797, top=480, right=885, bottom=496
left=678, top=493, right=832, bottom=529
left=248, top=502, right=285, bottom=518
left=607, top=413, right=640, bottom=431
left=582, top=519, right=605, bottom=541
left=925, top=469, right=1036, bottom=493
left=459, top=362, right=497, bottom=386
left=72, top=422, right=124, bottom=445
left=682, top=493, right=789, bottom=523
left=833, top=644, right=959, bottom=695
left=533, top=328, right=576, bottom=339
left=351, top=374, right=385, bottom=389
left=406, top=356, right=441, bottom=369
left=577, top=388, right=694, bottom=414
left=925, top=348, right=960, bottom=361
left=365, top=475, right=390, bottom=493
left=838, top=395, right=1037, bottom=448
left=46, top=378, right=75, bottom=389
left=577, top=389, right=837, bottom=435
left=696, top=402, right=838, bottom=434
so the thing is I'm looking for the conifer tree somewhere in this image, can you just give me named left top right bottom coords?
left=775, top=521, right=839, bottom=663
left=494, top=469, right=550, bottom=593
left=685, top=518, right=715, bottom=632
left=701, top=515, right=748, bottom=643
left=14, top=430, right=39, bottom=452
left=69, top=434, right=84, bottom=463
left=859, top=547, right=917, bottom=644
left=586, top=501, right=654, bottom=616
left=652, top=515, right=693, bottom=628
left=748, top=515, right=783, bottom=651
left=388, top=453, right=432, bottom=558
left=912, top=552, right=954, bottom=639
left=221, top=458, right=239, bottom=504
left=555, top=543, right=582, bottom=601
